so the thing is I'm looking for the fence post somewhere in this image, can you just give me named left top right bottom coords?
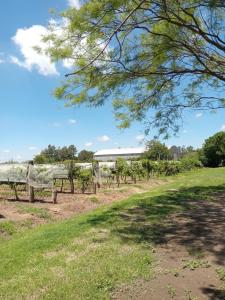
left=69, top=161, right=74, bottom=194
left=29, top=185, right=34, bottom=203
left=52, top=190, right=57, bottom=204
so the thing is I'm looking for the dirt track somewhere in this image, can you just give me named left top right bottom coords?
left=112, top=196, right=225, bottom=300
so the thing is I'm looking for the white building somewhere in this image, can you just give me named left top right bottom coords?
left=94, top=147, right=145, bottom=161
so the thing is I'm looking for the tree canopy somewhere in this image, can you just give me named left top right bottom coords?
left=44, top=0, right=225, bottom=137
left=143, top=140, right=170, bottom=160
left=78, top=150, right=94, bottom=162
left=201, top=131, right=225, bottom=167
left=34, top=144, right=77, bottom=163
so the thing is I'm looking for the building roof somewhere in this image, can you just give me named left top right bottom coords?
left=94, top=147, right=145, bottom=156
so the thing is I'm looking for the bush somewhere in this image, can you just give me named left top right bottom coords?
left=77, top=169, right=93, bottom=193
left=157, top=161, right=181, bottom=176
left=201, top=131, right=225, bottom=167
left=180, top=152, right=203, bottom=171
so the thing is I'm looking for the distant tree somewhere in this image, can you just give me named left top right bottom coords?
left=144, top=140, right=170, bottom=160
left=41, top=145, right=58, bottom=162
left=58, top=145, right=77, bottom=161
left=78, top=150, right=94, bottom=162
left=202, top=132, right=225, bottom=167
left=33, top=154, right=48, bottom=164
left=170, top=145, right=195, bottom=160
left=34, top=144, right=77, bottom=163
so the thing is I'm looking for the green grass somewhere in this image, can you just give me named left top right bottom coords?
left=0, top=168, right=224, bottom=299
left=216, top=267, right=225, bottom=281
left=16, top=205, right=52, bottom=221
left=0, top=221, right=16, bottom=236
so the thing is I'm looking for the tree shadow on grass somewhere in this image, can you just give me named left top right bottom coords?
left=84, top=184, right=225, bottom=266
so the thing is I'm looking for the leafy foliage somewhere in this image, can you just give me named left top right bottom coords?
left=78, top=150, right=94, bottom=162
left=144, top=140, right=171, bottom=160
left=201, top=131, right=225, bottom=167
left=34, top=144, right=77, bottom=163
left=77, top=169, right=93, bottom=193
left=44, top=0, right=225, bottom=137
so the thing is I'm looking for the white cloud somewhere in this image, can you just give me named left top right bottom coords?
left=221, top=124, right=225, bottom=131
left=136, top=134, right=145, bottom=141
left=68, top=119, right=77, bottom=124
left=11, top=25, right=58, bottom=76
left=195, top=112, right=203, bottom=118
left=97, top=135, right=110, bottom=142
left=183, top=129, right=188, bottom=133
left=68, top=0, right=81, bottom=9
left=3, top=150, right=10, bottom=153
left=0, top=59, right=4, bottom=64
left=85, top=142, right=93, bottom=147
left=52, top=122, right=61, bottom=127
left=28, top=146, right=38, bottom=151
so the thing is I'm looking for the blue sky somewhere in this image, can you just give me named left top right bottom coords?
left=0, top=0, right=224, bottom=162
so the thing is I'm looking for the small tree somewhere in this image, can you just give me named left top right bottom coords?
left=78, top=150, right=94, bottom=162
left=130, top=161, right=145, bottom=183
left=78, top=169, right=93, bottom=193
left=144, top=140, right=171, bottom=161
left=202, top=132, right=225, bottom=167
left=115, top=158, right=129, bottom=186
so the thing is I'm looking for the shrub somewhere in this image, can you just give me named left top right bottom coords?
left=180, top=152, right=203, bottom=171
left=201, top=131, right=225, bottom=167
left=77, top=169, right=93, bottom=193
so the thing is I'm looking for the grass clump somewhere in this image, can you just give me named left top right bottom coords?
left=216, top=267, right=225, bottom=281
left=183, top=259, right=210, bottom=270
left=0, top=221, right=16, bottom=236
left=89, top=196, right=99, bottom=203
left=17, top=205, right=51, bottom=221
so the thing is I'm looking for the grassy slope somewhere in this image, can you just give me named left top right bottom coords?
left=0, top=168, right=224, bottom=299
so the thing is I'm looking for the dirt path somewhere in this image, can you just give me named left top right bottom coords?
left=112, top=196, right=225, bottom=300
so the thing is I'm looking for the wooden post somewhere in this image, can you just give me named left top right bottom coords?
left=60, top=179, right=64, bottom=192
left=69, top=161, right=75, bottom=194
left=52, top=190, right=57, bottom=204
left=93, top=183, right=97, bottom=194
left=29, top=185, right=34, bottom=203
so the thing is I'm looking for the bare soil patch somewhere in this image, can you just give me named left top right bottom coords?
left=112, top=194, right=225, bottom=300
left=0, top=179, right=166, bottom=228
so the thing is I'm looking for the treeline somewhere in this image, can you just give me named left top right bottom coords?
left=33, top=145, right=94, bottom=164
left=142, top=140, right=196, bottom=161
left=33, top=131, right=225, bottom=168
left=142, top=131, right=225, bottom=168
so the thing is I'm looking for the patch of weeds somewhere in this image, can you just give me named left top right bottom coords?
left=17, top=205, right=52, bottom=221
left=19, top=219, right=34, bottom=229
left=170, top=268, right=180, bottom=277
left=35, top=190, right=52, bottom=197
left=216, top=268, right=225, bottom=281
left=183, top=259, right=210, bottom=270
left=96, top=278, right=113, bottom=292
left=167, top=284, right=176, bottom=298
left=89, top=196, right=99, bottom=203
left=0, top=221, right=16, bottom=235
left=184, top=289, right=198, bottom=300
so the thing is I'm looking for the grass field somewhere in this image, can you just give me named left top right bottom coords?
left=0, top=168, right=225, bottom=299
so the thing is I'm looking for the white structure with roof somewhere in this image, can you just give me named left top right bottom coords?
left=94, top=147, right=145, bottom=161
